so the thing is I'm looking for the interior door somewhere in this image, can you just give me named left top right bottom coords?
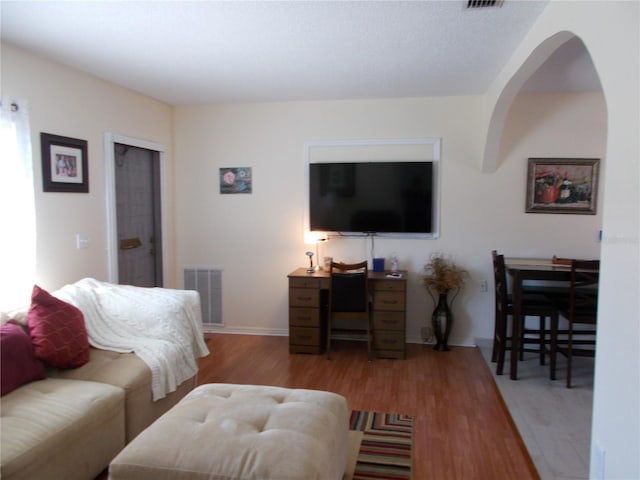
left=114, top=143, right=163, bottom=287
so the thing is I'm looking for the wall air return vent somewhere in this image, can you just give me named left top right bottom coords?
left=183, top=267, right=223, bottom=326
left=466, top=0, right=504, bottom=8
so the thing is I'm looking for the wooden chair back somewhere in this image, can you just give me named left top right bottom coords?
left=568, top=259, right=599, bottom=325
left=492, top=250, right=509, bottom=327
left=552, top=259, right=599, bottom=387
left=329, top=261, right=369, bottom=315
left=327, top=261, right=371, bottom=360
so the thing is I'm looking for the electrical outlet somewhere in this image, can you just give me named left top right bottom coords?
left=479, top=279, right=488, bottom=292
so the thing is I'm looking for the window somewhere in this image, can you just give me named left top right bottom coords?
left=0, top=99, right=35, bottom=311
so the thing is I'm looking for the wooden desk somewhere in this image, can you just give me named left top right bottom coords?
left=505, top=258, right=572, bottom=380
left=287, top=268, right=407, bottom=358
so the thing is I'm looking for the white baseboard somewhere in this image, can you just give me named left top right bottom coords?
left=202, top=325, right=288, bottom=336
left=201, top=326, right=484, bottom=349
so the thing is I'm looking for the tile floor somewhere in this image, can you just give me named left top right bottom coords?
left=479, top=343, right=594, bottom=480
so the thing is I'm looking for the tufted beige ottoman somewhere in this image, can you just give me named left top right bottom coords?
left=109, top=383, right=350, bottom=480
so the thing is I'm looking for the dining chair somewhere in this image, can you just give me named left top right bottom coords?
left=491, top=251, right=559, bottom=376
left=550, top=259, right=599, bottom=388
left=326, top=261, right=372, bottom=361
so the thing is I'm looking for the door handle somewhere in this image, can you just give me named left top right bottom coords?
left=119, top=237, right=142, bottom=250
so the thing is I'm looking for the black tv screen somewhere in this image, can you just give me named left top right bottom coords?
left=309, top=161, right=434, bottom=234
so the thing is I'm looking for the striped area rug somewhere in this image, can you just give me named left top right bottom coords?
left=349, top=410, right=414, bottom=480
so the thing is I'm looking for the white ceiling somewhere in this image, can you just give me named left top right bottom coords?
left=0, top=0, right=601, bottom=105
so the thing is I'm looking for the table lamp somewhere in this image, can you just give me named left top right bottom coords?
left=305, top=251, right=315, bottom=273
left=304, top=231, right=328, bottom=271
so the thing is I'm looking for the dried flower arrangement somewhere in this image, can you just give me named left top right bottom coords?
left=423, top=252, right=468, bottom=301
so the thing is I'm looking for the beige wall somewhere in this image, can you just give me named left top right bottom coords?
left=1, top=43, right=174, bottom=294
left=0, top=15, right=610, bottom=347
left=173, top=92, right=605, bottom=344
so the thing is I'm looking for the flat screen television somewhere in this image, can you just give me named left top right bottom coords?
left=309, top=161, right=435, bottom=235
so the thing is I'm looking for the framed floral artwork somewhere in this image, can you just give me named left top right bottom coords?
left=220, top=167, right=252, bottom=194
left=525, top=158, right=599, bottom=215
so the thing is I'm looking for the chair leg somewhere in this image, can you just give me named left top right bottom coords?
left=326, top=320, right=332, bottom=360
left=495, top=315, right=508, bottom=375
left=539, top=316, right=546, bottom=366
left=491, top=314, right=499, bottom=363
left=519, top=317, right=525, bottom=361
left=566, top=323, right=573, bottom=388
left=496, top=339, right=506, bottom=375
left=491, top=340, right=498, bottom=363
left=366, top=320, right=373, bottom=362
left=550, top=314, right=558, bottom=381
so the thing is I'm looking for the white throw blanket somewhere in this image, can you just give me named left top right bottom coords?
left=54, top=278, right=210, bottom=400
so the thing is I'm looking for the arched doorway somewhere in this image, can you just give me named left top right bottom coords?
left=482, top=33, right=606, bottom=478
left=482, top=32, right=603, bottom=172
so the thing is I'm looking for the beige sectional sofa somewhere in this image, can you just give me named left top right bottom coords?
left=1, top=282, right=206, bottom=480
left=1, top=340, right=198, bottom=480
left=2, top=373, right=126, bottom=480
left=48, top=348, right=197, bottom=443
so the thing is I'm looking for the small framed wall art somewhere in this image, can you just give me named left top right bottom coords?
left=220, top=167, right=252, bottom=194
left=40, top=132, right=89, bottom=193
left=525, top=158, right=600, bottom=215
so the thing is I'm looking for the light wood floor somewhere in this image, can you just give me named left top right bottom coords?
left=478, top=344, right=593, bottom=480
left=197, top=334, right=539, bottom=479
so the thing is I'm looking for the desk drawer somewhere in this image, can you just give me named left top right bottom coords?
left=289, top=308, right=321, bottom=328
left=373, top=280, right=406, bottom=292
left=289, top=288, right=320, bottom=307
left=290, top=326, right=321, bottom=346
left=289, top=277, right=320, bottom=289
left=373, top=311, right=404, bottom=331
left=373, top=291, right=405, bottom=311
left=373, top=331, right=405, bottom=351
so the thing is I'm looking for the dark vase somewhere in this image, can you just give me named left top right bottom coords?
left=432, top=293, right=452, bottom=351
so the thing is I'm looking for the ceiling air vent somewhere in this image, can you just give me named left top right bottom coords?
left=466, top=0, right=504, bottom=8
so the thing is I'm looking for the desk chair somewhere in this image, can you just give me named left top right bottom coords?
left=492, top=251, right=559, bottom=376
left=550, top=259, right=599, bottom=388
left=326, top=261, right=372, bottom=361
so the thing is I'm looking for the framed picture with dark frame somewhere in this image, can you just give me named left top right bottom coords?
left=525, top=158, right=599, bottom=215
left=40, top=132, right=89, bottom=193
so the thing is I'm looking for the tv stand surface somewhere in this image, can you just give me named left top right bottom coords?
left=287, top=268, right=407, bottom=359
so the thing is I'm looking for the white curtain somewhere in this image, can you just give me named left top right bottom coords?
left=0, top=98, right=35, bottom=311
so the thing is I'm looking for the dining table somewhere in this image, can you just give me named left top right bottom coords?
left=504, top=257, right=573, bottom=380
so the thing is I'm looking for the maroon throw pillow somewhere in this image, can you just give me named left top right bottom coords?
left=27, top=285, right=90, bottom=369
left=1, top=320, right=46, bottom=395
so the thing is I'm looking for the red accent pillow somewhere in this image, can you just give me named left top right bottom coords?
left=27, top=285, right=90, bottom=369
left=1, top=320, right=46, bottom=395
